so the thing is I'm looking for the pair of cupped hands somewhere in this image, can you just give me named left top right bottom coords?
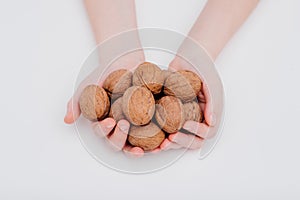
left=64, top=51, right=216, bottom=157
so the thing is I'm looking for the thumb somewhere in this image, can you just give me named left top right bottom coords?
left=201, top=82, right=216, bottom=126
left=64, top=97, right=81, bottom=124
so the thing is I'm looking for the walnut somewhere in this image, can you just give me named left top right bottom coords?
left=183, top=101, right=203, bottom=122
left=122, top=86, right=155, bottom=125
left=133, top=62, right=164, bottom=94
left=155, top=96, right=184, bottom=133
left=128, top=123, right=165, bottom=151
left=108, top=97, right=125, bottom=122
left=103, top=69, right=132, bottom=99
left=79, top=85, right=110, bottom=121
left=164, top=70, right=202, bottom=102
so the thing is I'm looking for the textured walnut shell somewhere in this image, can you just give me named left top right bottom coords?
left=108, top=97, right=125, bottom=122
left=164, top=70, right=202, bottom=102
left=122, top=86, right=155, bottom=125
left=155, top=96, right=184, bottom=133
left=183, top=101, right=203, bottom=122
left=79, top=85, right=110, bottom=121
left=133, top=62, right=164, bottom=94
left=128, top=123, right=165, bottom=151
left=103, top=69, right=132, bottom=99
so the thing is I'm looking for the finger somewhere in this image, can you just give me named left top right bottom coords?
left=160, top=138, right=182, bottom=151
left=183, top=121, right=209, bottom=139
left=197, top=91, right=206, bottom=103
left=92, top=118, right=116, bottom=137
left=123, top=145, right=144, bottom=158
left=64, top=98, right=81, bottom=124
left=149, top=147, right=161, bottom=154
left=169, top=132, right=204, bottom=150
left=199, top=102, right=205, bottom=114
left=202, top=82, right=216, bottom=126
left=198, top=92, right=206, bottom=117
left=107, top=120, right=130, bottom=151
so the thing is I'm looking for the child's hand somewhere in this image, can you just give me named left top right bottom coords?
left=64, top=51, right=146, bottom=156
left=160, top=56, right=216, bottom=150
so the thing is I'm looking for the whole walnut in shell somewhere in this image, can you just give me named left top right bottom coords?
left=108, top=97, right=125, bottom=122
left=103, top=69, right=132, bottom=99
left=164, top=70, right=202, bottom=102
left=79, top=85, right=110, bottom=121
left=155, top=96, right=184, bottom=133
left=128, top=123, right=165, bottom=151
left=183, top=101, right=203, bottom=122
left=122, top=86, right=155, bottom=125
left=133, top=62, right=164, bottom=94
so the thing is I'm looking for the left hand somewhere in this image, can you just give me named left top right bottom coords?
left=160, top=56, right=216, bottom=151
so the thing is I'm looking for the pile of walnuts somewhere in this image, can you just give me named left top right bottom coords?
left=79, top=62, right=203, bottom=151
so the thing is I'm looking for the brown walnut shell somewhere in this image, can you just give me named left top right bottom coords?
left=164, top=70, right=202, bottom=102
left=128, top=123, right=165, bottom=151
left=122, top=86, right=155, bottom=125
left=103, top=69, right=132, bottom=99
left=155, top=96, right=185, bottom=133
left=79, top=85, right=110, bottom=121
left=183, top=101, right=203, bottom=122
left=133, top=62, right=164, bottom=94
left=108, top=97, right=125, bottom=122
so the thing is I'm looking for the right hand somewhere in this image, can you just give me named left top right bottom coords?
left=64, top=51, right=146, bottom=157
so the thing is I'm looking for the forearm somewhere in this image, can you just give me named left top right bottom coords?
left=84, top=0, right=139, bottom=44
left=187, top=0, right=259, bottom=60
left=84, top=0, right=144, bottom=66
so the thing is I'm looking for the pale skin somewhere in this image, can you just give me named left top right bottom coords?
left=64, top=0, right=259, bottom=157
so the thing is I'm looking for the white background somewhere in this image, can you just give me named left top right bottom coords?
left=0, top=0, right=300, bottom=199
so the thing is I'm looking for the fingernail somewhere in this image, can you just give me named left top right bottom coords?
left=102, top=124, right=114, bottom=133
left=210, top=113, right=216, bottom=126
left=106, top=123, right=115, bottom=129
left=119, top=122, right=129, bottom=133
